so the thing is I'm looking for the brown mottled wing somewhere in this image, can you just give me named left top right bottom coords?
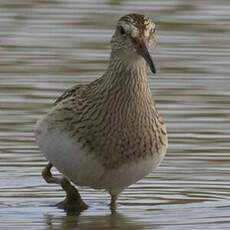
left=54, top=77, right=103, bottom=105
left=54, top=84, right=84, bottom=105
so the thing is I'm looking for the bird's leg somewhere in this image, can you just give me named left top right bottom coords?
left=109, top=192, right=118, bottom=212
left=42, top=162, right=88, bottom=211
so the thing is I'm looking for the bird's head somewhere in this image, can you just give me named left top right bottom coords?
left=111, top=13, right=156, bottom=74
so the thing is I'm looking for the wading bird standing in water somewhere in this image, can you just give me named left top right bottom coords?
left=35, top=13, right=168, bottom=212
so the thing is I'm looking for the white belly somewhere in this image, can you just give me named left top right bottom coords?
left=35, top=116, right=165, bottom=192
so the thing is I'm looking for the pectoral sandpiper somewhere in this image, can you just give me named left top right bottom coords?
left=35, top=13, right=168, bottom=211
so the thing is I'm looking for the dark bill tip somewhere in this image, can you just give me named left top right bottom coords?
left=141, top=44, right=156, bottom=74
left=136, top=40, right=156, bottom=74
left=145, top=52, right=156, bottom=74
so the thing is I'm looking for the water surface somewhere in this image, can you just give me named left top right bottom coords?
left=0, top=0, right=230, bottom=229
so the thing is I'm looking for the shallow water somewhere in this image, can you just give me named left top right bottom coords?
left=0, top=0, right=230, bottom=229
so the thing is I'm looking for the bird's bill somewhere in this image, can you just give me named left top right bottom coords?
left=135, top=39, right=156, bottom=74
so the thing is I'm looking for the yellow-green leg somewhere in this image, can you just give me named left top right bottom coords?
left=42, top=162, right=88, bottom=211
left=109, top=192, right=118, bottom=212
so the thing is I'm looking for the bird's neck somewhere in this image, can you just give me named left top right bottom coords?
left=104, top=54, right=151, bottom=95
left=96, top=54, right=156, bottom=118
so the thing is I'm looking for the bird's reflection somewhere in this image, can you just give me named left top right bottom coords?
left=45, top=209, right=152, bottom=230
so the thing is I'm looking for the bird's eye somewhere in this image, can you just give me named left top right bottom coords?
left=119, top=26, right=126, bottom=35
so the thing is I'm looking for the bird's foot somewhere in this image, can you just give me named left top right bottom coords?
left=42, top=162, right=88, bottom=212
left=109, top=201, right=117, bottom=213
left=57, top=177, right=88, bottom=211
left=109, top=192, right=118, bottom=213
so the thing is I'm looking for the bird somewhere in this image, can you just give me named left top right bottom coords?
left=35, top=13, right=168, bottom=212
